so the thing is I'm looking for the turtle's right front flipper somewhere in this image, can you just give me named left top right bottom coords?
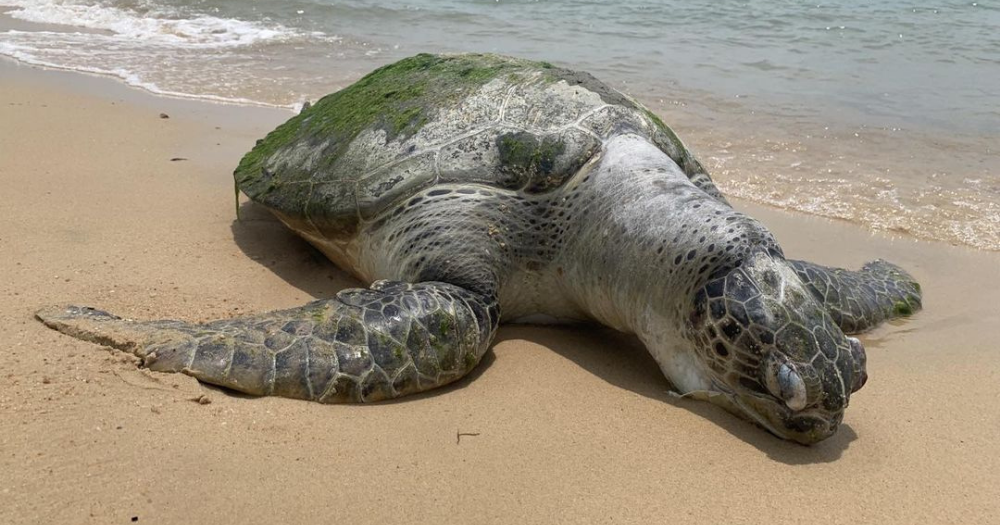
left=36, top=281, right=499, bottom=402
left=788, top=259, right=922, bottom=334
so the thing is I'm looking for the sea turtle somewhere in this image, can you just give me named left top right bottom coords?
left=37, top=54, right=922, bottom=444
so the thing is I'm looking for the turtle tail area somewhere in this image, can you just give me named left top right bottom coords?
left=788, top=259, right=923, bottom=334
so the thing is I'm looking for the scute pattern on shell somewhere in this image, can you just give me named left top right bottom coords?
left=233, top=53, right=711, bottom=240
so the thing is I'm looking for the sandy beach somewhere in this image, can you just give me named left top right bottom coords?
left=2, top=61, right=999, bottom=524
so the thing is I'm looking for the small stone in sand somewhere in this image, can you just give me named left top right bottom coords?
left=159, top=113, right=169, bottom=119
left=192, top=394, right=212, bottom=405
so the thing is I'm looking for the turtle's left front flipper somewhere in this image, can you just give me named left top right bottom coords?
left=788, top=259, right=922, bottom=334
left=36, top=280, right=499, bottom=402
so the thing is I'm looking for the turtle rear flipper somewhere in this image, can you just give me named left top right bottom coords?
left=788, top=259, right=922, bottom=334
left=36, top=281, right=499, bottom=402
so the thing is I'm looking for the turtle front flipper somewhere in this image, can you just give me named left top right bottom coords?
left=36, top=281, right=499, bottom=402
left=788, top=259, right=922, bottom=334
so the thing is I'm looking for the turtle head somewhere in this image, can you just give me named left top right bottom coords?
left=688, top=251, right=866, bottom=445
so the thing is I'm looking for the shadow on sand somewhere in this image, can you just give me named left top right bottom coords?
left=231, top=201, right=360, bottom=296
left=494, top=325, right=857, bottom=465
left=228, top=201, right=856, bottom=464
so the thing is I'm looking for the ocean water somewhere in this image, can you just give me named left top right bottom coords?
left=2, top=0, right=998, bottom=249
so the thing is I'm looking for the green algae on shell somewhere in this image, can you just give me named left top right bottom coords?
left=234, top=53, right=541, bottom=191
left=232, top=53, right=709, bottom=235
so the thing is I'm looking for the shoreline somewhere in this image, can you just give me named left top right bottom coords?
left=0, top=12, right=299, bottom=110
left=3, top=40, right=996, bottom=252
left=2, top=61, right=999, bottom=524
left=0, top=54, right=296, bottom=114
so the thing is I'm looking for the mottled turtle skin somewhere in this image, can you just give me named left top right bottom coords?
left=37, top=54, right=922, bottom=445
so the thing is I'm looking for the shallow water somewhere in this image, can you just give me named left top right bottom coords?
left=1, top=0, right=997, bottom=249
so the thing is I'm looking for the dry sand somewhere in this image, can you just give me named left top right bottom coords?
left=2, top=61, right=999, bottom=524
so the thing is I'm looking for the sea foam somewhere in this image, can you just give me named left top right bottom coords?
left=2, top=0, right=298, bottom=47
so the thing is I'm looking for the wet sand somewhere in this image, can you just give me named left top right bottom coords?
left=2, top=61, right=998, bottom=524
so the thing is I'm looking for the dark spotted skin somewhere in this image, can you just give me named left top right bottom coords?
left=788, top=259, right=923, bottom=334
left=691, top=256, right=868, bottom=442
left=36, top=281, right=499, bottom=402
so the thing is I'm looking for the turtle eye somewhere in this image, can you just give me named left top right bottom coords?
left=766, top=362, right=808, bottom=411
left=847, top=337, right=868, bottom=393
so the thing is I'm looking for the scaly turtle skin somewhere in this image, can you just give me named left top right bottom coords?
left=36, top=54, right=922, bottom=445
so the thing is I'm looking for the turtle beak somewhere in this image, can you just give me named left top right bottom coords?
left=733, top=393, right=841, bottom=445
left=695, top=381, right=841, bottom=445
